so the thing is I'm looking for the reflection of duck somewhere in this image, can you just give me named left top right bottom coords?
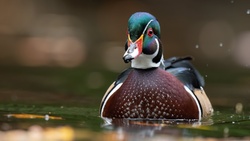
left=101, top=118, right=214, bottom=141
left=100, top=12, right=213, bottom=120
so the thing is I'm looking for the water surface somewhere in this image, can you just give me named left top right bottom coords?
left=0, top=67, right=250, bottom=141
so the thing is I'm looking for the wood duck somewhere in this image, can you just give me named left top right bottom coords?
left=100, top=12, right=213, bottom=120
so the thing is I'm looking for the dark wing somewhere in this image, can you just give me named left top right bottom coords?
left=102, top=68, right=132, bottom=97
left=100, top=68, right=132, bottom=115
left=164, top=56, right=205, bottom=90
left=115, top=68, right=132, bottom=85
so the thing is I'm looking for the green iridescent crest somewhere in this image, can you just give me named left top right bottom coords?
left=128, top=12, right=161, bottom=42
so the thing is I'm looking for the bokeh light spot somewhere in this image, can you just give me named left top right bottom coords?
left=102, top=42, right=128, bottom=72
left=17, top=37, right=51, bottom=67
left=17, top=37, right=86, bottom=67
left=199, top=21, right=234, bottom=59
left=52, top=37, right=85, bottom=68
left=232, top=32, right=250, bottom=67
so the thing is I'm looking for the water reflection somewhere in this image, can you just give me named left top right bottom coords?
left=0, top=125, right=74, bottom=141
left=0, top=104, right=250, bottom=141
left=101, top=118, right=214, bottom=140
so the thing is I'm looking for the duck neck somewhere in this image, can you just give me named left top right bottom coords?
left=131, top=54, right=162, bottom=69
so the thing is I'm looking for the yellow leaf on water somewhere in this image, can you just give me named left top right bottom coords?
left=5, top=113, right=63, bottom=120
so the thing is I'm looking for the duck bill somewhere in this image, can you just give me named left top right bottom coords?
left=123, top=34, right=143, bottom=63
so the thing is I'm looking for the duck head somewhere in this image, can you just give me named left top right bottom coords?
left=123, top=12, right=163, bottom=69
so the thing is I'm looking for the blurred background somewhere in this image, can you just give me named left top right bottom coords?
left=0, top=0, right=250, bottom=108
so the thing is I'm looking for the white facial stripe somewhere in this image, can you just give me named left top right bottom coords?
left=100, top=83, right=123, bottom=117
left=153, top=38, right=160, bottom=57
left=142, top=19, right=154, bottom=35
left=155, top=38, right=159, bottom=50
left=184, top=86, right=202, bottom=120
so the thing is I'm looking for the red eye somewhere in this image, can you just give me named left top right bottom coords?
left=147, top=28, right=154, bottom=37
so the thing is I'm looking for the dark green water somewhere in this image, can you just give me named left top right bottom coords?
left=0, top=66, right=250, bottom=140
left=1, top=103, right=250, bottom=140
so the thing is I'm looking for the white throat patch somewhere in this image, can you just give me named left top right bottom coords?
left=131, top=38, right=161, bottom=69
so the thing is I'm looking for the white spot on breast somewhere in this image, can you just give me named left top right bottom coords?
left=128, top=102, right=131, bottom=106
left=152, top=100, right=155, bottom=104
left=124, top=113, right=128, bottom=117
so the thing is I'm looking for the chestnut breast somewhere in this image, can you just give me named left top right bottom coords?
left=102, top=68, right=200, bottom=119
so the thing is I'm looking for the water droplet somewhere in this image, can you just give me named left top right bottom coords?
left=247, top=9, right=250, bottom=15
left=195, top=44, right=199, bottom=49
left=230, top=0, right=234, bottom=3
left=205, top=75, right=208, bottom=78
left=219, top=42, right=223, bottom=47
left=206, top=64, right=209, bottom=67
left=45, top=114, right=49, bottom=121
